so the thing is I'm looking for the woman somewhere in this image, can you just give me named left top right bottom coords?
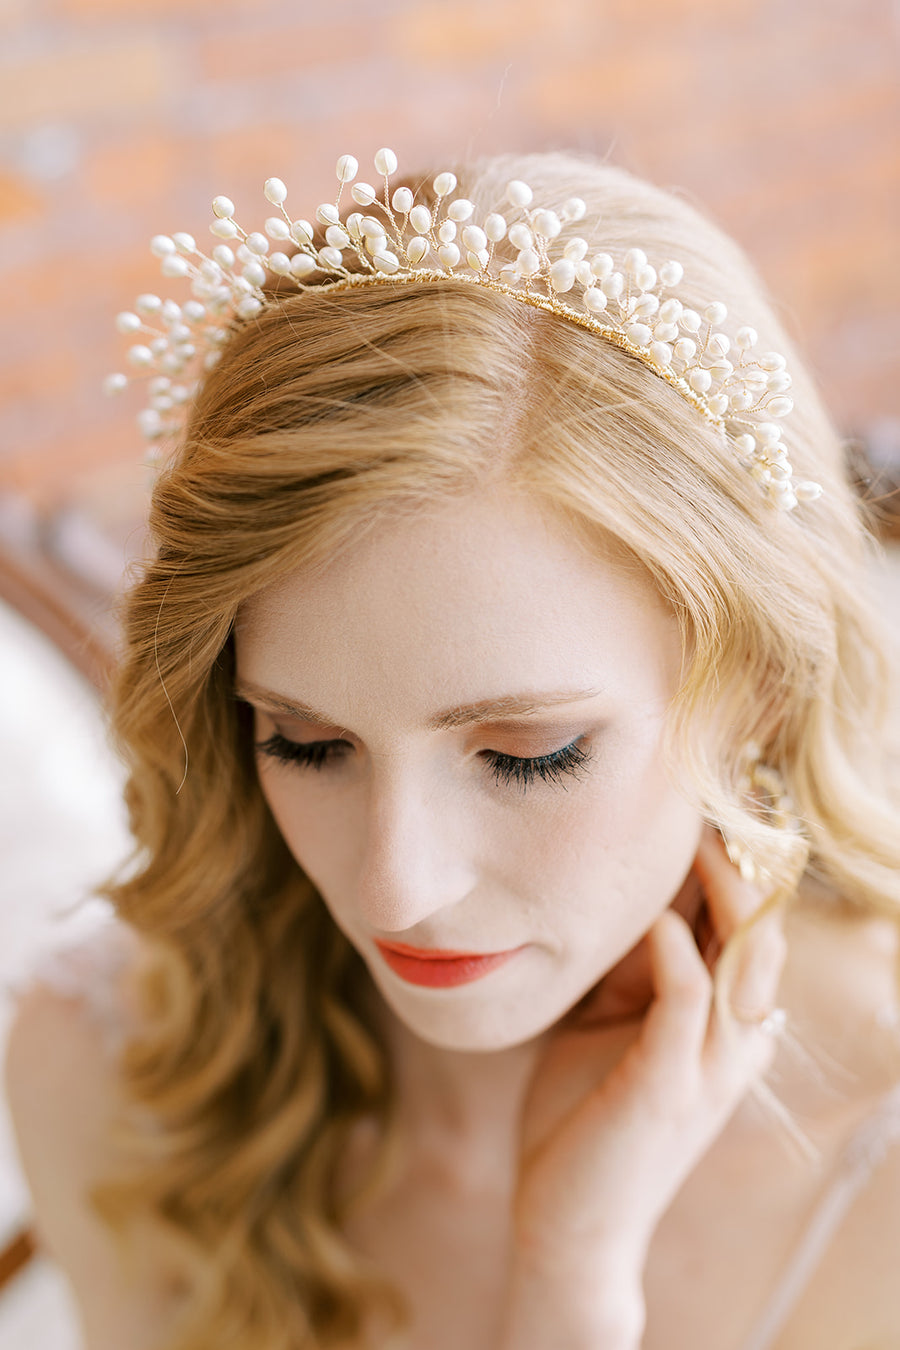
left=5, top=149, right=900, bottom=1350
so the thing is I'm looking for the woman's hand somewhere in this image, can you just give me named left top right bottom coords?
left=498, top=826, right=787, bottom=1350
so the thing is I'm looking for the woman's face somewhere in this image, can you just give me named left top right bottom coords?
left=235, top=485, right=703, bottom=1052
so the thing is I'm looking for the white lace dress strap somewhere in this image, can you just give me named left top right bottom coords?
left=738, top=1082, right=900, bottom=1350
left=5, top=918, right=143, bottom=1061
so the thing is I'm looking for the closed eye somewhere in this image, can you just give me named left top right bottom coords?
left=255, top=731, right=591, bottom=791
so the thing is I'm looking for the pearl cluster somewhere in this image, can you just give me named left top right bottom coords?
left=107, top=148, right=823, bottom=509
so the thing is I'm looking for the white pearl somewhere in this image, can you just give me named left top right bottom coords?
left=265, top=217, right=291, bottom=240
left=658, top=261, right=684, bottom=287
left=160, top=352, right=184, bottom=375
left=583, top=287, right=608, bottom=313
left=438, top=219, right=457, bottom=243
left=533, top=209, right=561, bottom=238
left=168, top=323, right=191, bottom=342
left=373, top=250, right=400, bottom=273
left=433, top=170, right=457, bottom=196
left=161, top=255, right=190, bottom=278
left=410, top=204, right=432, bottom=234
left=316, top=203, right=340, bottom=225
left=635, top=264, right=657, bottom=291
left=767, top=395, right=794, bottom=418
left=150, top=234, right=175, bottom=258
left=242, top=261, right=267, bottom=287
left=200, top=260, right=222, bottom=282
left=708, top=359, right=734, bottom=381
left=448, top=198, right=475, bottom=222
left=650, top=341, right=673, bottom=367
left=484, top=212, right=507, bottom=242
left=756, top=422, right=781, bottom=445
left=203, top=351, right=222, bottom=372
left=360, top=215, right=386, bottom=238
left=625, top=322, right=652, bottom=347
left=245, top=232, right=269, bottom=255
left=795, top=481, right=824, bottom=502
left=734, top=434, right=757, bottom=455
left=633, top=294, right=659, bottom=318
left=345, top=213, right=363, bottom=240
left=742, top=368, right=768, bottom=390
left=653, top=322, right=679, bottom=343
left=624, top=248, right=647, bottom=273
left=658, top=298, right=682, bottom=324
left=466, top=250, right=486, bottom=271
left=562, top=196, right=586, bottom=221
left=116, top=311, right=142, bottom=333
left=759, top=352, right=787, bottom=371
left=319, top=246, right=344, bottom=268
left=103, top=372, right=127, bottom=395
left=679, top=308, right=701, bottom=333
left=591, top=253, right=614, bottom=279
left=438, top=242, right=461, bottom=268
left=407, top=236, right=429, bottom=265
left=264, top=178, right=288, bottom=205
left=326, top=225, right=351, bottom=249
left=173, top=232, right=196, bottom=254
left=290, top=253, right=317, bottom=277
left=673, top=338, right=696, bottom=362
left=137, top=408, right=163, bottom=438
left=135, top=293, right=162, bottom=314
left=128, top=343, right=154, bottom=367
left=462, top=225, right=487, bottom=252
left=563, top=237, right=588, bottom=262
left=336, top=154, right=358, bottom=183
left=211, top=245, right=234, bottom=267
left=210, top=218, right=238, bottom=239
left=150, top=394, right=173, bottom=412
left=573, top=260, right=593, bottom=287
left=506, top=179, right=533, bottom=207
left=392, top=186, right=415, bottom=214
left=601, top=272, right=624, bottom=299
left=735, top=326, right=758, bottom=350
left=704, top=301, right=728, bottom=325
left=516, top=248, right=540, bottom=277
left=689, top=368, right=712, bottom=393
left=766, top=371, right=792, bottom=393
left=183, top=300, right=205, bottom=322
left=352, top=182, right=377, bottom=206
left=236, top=296, right=263, bottom=319
left=212, top=195, right=235, bottom=219
left=291, top=219, right=314, bottom=244
left=729, top=390, right=753, bottom=410
left=268, top=252, right=292, bottom=275
left=708, top=333, right=730, bottom=357
left=161, top=299, right=181, bottom=323
left=375, top=148, right=399, bottom=176
left=549, top=259, right=576, bottom=292
left=708, top=394, right=729, bottom=416
left=508, top=222, right=533, bottom=250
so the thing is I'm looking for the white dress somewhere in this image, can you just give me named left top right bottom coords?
left=6, top=920, right=900, bottom=1350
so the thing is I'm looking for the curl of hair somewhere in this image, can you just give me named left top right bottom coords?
left=93, top=152, right=900, bottom=1349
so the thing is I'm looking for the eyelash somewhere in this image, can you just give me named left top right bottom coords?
left=254, top=732, right=591, bottom=791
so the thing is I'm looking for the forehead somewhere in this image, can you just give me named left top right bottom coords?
left=234, top=486, right=682, bottom=722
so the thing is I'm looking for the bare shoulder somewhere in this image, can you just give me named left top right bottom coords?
left=781, top=882, right=900, bottom=1098
left=3, top=928, right=187, bottom=1350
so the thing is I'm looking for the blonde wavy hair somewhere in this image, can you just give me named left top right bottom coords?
left=94, top=152, right=900, bottom=1349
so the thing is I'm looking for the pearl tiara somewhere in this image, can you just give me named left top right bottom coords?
left=106, top=147, right=823, bottom=511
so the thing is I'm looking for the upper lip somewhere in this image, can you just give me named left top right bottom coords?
left=373, top=939, right=517, bottom=961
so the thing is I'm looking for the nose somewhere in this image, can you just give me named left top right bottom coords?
left=353, top=760, right=477, bottom=935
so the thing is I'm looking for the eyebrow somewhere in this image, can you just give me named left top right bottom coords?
left=233, top=680, right=605, bottom=732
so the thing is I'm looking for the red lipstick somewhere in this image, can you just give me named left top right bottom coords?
left=373, top=939, right=522, bottom=988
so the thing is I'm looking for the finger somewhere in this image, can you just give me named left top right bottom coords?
left=693, top=824, right=768, bottom=946
left=634, top=910, right=712, bottom=1098
left=722, top=911, right=788, bottom=1025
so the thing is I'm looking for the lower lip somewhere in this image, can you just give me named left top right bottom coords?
left=374, top=943, right=522, bottom=988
